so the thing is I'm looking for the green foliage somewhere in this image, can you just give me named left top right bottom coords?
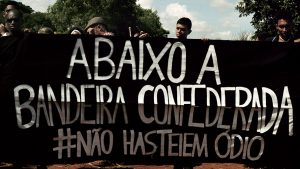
left=99, top=0, right=138, bottom=36
left=135, top=6, right=169, bottom=37
left=236, top=0, right=300, bottom=39
left=47, top=0, right=168, bottom=36
left=23, top=12, right=54, bottom=32
left=0, top=0, right=168, bottom=36
left=47, top=0, right=97, bottom=33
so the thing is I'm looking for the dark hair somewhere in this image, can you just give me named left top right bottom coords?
left=274, top=11, right=292, bottom=23
left=4, top=0, right=19, bottom=9
left=177, top=17, right=192, bottom=30
left=38, top=26, right=54, bottom=34
left=5, top=8, right=23, bottom=19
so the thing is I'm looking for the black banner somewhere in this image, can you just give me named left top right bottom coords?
left=0, top=34, right=299, bottom=168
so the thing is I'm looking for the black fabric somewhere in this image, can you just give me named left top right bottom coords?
left=0, top=35, right=299, bottom=168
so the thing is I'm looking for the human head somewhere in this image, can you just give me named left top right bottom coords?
left=4, top=9, right=23, bottom=36
left=3, top=0, right=19, bottom=17
left=38, top=27, right=54, bottom=34
left=68, top=27, right=84, bottom=35
left=23, top=27, right=33, bottom=33
left=176, top=17, right=192, bottom=39
left=85, top=17, right=109, bottom=35
left=275, top=12, right=293, bottom=41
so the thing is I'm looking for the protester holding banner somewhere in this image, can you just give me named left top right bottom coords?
left=2, top=9, right=23, bottom=37
left=175, top=17, right=192, bottom=39
left=84, top=16, right=114, bottom=36
left=265, top=12, right=295, bottom=42
left=174, top=17, right=202, bottom=169
left=0, top=0, right=19, bottom=37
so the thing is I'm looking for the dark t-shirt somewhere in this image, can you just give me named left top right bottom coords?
left=265, top=35, right=294, bottom=42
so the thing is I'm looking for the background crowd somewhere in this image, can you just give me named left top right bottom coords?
left=1, top=0, right=300, bottom=42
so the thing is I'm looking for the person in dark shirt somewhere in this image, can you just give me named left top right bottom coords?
left=0, top=0, right=19, bottom=37
left=3, top=9, right=23, bottom=37
left=265, top=12, right=295, bottom=42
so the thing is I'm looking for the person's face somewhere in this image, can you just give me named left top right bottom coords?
left=3, top=5, right=16, bottom=17
left=5, top=10, right=22, bottom=33
left=276, top=19, right=292, bottom=39
left=176, top=23, right=191, bottom=39
left=87, top=24, right=107, bottom=35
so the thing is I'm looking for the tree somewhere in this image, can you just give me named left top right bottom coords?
left=236, top=0, right=300, bottom=39
left=23, top=12, right=54, bottom=32
left=47, top=0, right=168, bottom=36
left=135, top=6, right=169, bottom=37
left=97, top=0, right=139, bottom=36
left=47, top=0, right=99, bottom=33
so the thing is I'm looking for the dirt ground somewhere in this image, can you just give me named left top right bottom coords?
left=1, top=161, right=249, bottom=169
